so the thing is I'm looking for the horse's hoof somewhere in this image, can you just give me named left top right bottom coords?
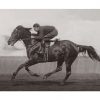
left=43, top=73, right=51, bottom=80
left=11, top=73, right=16, bottom=81
left=33, top=73, right=40, bottom=77
left=11, top=76, right=15, bottom=81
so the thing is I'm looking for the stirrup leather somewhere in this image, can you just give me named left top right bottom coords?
left=44, top=47, right=49, bottom=62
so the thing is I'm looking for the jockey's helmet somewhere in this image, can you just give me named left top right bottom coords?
left=33, top=23, right=40, bottom=32
left=33, top=23, right=40, bottom=28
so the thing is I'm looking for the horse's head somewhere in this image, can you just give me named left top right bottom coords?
left=8, top=25, right=31, bottom=46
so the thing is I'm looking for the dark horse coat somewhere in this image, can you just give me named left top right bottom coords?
left=8, top=25, right=100, bottom=84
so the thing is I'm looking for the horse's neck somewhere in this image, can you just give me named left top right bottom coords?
left=22, top=39, right=31, bottom=49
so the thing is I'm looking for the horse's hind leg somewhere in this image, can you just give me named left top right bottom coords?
left=60, top=55, right=77, bottom=85
left=43, top=57, right=64, bottom=79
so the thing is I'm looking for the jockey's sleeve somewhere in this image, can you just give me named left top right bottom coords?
left=44, top=33, right=54, bottom=38
left=34, top=33, right=44, bottom=40
left=44, top=30, right=58, bottom=38
left=35, top=29, right=44, bottom=39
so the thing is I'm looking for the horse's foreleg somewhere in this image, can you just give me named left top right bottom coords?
left=11, top=59, right=39, bottom=80
left=24, top=59, right=40, bottom=77
left=11, top=63, right=25, bottom=80
left=43, top=58, right=64, bottom=80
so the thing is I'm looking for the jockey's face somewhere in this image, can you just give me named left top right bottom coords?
left=34, top=27, right=40, bottom=32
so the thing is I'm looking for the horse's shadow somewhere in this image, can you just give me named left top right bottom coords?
left=12, top=80, right=76, bottom=86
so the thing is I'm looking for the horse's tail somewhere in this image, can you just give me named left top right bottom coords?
left=77, top=45, right=100, bottom=61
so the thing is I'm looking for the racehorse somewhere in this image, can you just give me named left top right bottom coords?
left=8, top=25, right=100, bottom=85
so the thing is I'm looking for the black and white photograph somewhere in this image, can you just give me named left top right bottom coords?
left=0, top=9, right=100, bottom=91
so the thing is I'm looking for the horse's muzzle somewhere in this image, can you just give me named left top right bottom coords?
left=8, top=40, right=15, bottom=46
left=8, top=40, right=11, bottom=45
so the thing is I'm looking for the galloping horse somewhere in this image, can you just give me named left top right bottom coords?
left=8, top=25, right=100, bottom=85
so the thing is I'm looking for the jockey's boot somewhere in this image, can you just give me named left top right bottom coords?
left=44, top=43, right=50, bottom=61
left=37, top=43, right=44, bottom=56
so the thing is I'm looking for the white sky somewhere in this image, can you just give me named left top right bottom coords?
left=0, top=9, right=100, bottom=56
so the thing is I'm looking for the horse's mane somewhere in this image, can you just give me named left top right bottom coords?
left=16, top=25, right=24, bottom=30
left=16, top=25, right=32, bottom=32
left=15, top=25, right=32, bottom=39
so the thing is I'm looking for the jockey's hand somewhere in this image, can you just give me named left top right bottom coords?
left=34, top=36, right=42, bottom=41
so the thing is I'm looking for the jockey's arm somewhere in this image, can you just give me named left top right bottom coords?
left=34, top=29, right=44, bottom=40
left=44, top=33, right=54, bottom=38
left=44, top=30, right=57, bottom=39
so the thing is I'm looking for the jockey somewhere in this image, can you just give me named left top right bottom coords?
left=31, top=23, right=58, bottom=54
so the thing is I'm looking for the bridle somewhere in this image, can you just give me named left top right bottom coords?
left=14, top=28, right=33, bottom=41
left=15, top=27, right=57, bottom=43
left=19, top=37, right=32, bottom=41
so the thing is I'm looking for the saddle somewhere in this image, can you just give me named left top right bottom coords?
left=37, top=41, right=49, bottom=62
left=38, top=38, right=60, bottom=61
left=29, top=38, right=59, bottom=62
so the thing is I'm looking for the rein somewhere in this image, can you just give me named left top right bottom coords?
left=20, top=37, right=33, bottom=41
left=20, top=37, right=57, bottom=42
